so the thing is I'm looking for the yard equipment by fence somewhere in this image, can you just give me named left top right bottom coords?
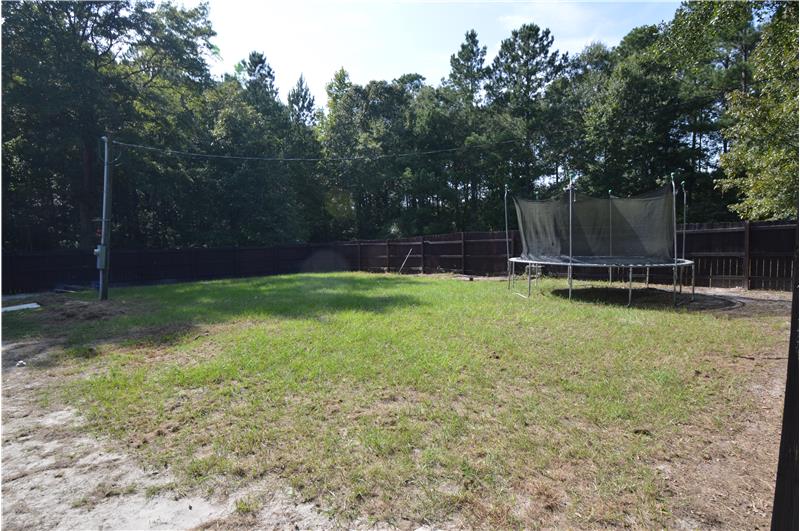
left=2, top=221, right=796, bottom=294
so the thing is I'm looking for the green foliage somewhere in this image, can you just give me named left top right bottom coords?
left=661, top=0, right=796, bottom=220
left=584, top=41, right=687, bottom=195
left=718, top=2, right=799, bottom=219
left=2, top=0, right=216, bottom=249
left=487, top=24, right=567, bottom=194
left=3, top=2, right=797, bottom=251
left=447, top=29, right=489, bottom=106
left=288, top=75, right=317, bottom=127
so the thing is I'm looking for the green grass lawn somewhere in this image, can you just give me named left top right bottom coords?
left=2, top=273, right=788, bottom=527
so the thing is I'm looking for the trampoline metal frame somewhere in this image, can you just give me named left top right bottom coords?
left=508, top=256, right=694, bottom=307
left=505, top=176, right=695, bottom=307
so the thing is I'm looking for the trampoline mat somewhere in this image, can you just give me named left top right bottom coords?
left=511, top=255, right=693, bottom=268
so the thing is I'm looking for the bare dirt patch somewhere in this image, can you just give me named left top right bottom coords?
left=656, top=288, right=790, bottom=529
left=695, top=286, right=792, bottom=318
left=2, top=356, right=225, bottom=529
left=659, top=356, right=785, bottom=529
left=4, top=292, right=135, bottom=325
left=1, top=340, right=337, bottom=530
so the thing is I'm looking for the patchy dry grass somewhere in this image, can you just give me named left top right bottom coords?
left=2, top=273, right=789, bottom=528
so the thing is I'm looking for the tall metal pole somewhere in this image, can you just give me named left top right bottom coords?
left=681, top=181, right=687, bottom=260
left=671, top=175, right=677, bottom=306
left=568, top=176, right=573, bottom=300
left=680, top=181, right=688, bottom=294
left=608, top=188, right=613, bottom=284
left=504, top=184, right=510, bottom=289
left=97, top=136, right=112, bottom=300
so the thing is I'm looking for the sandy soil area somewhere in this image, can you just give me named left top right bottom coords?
left=1, top=340, right=335, bottom=530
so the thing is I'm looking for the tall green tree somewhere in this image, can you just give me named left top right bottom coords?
left=661, top=1, right=760, bottom=220
left=486, top=24, right=567, bottom=193
left=288, top=75, right=317, bottom=127
left=442, top=30, right=492, bottom=229
left=448, top=29, right=489, bottom=106
left=2, top=0, right=215, bottom=249
left=287, top=75, right=328, bottom=240
left=538, top=43, right=615, bottom=195
left=583, top=28, right=689, bottom=196
left=718, top=2, right=798, bottom=219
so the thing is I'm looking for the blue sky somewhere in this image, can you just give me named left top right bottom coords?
left=185, top=1, right=682, bottom=107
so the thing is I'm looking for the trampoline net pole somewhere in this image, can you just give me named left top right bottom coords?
left=505, top=185, right=510, bottom=289
left=681, top=182, right=687, bottom=260
left=608, top=189, right=613, bottom=284
left=568, top=180, right=573, bottom=300
left=681, top=181, right=688, bottom=292
left=672, top=176, right=677, bottom=306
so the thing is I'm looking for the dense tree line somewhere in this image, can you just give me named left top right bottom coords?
left=3, top=1, right=797, bottom=251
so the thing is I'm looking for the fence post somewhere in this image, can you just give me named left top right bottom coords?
left=420, top=235, right=425, bottom=274
left=743, top=220, right=751, bottom=290
left=461, top=232, right=466, bottom=274
left=386, top=240, right=390, bottom=272
left=770, top=253, right=798, bottom=529
left=357, top=242, right=362, bottom=272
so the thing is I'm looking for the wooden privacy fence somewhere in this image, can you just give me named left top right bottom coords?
left=557, top=221, right=797, bottom=291
left=682, top=221, right=796, bottom=290
left=2, top=221, right=796, bottom=294
left=1, top=232, right=511, bottom=294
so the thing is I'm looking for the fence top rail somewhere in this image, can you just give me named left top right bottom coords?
left=680, top=220, right=797, bottom=228
left=749, top=223, right=799, bottom=231
left=679, top=227, right=745, bottom=234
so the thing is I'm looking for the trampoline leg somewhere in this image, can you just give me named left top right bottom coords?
left=507, top=260, right=512, bottom=290
left=645, top=267, right=650, bottom=289
left=527, top=265, right=532, bottom=297
left=691, top=263, right=695, bottom=302
left=568, top=265, right=573, bottom=301
left=672, top=266, right=677, bottom=306
left=627, top=267, right=633, bottom=307
left=608, top=266, right=612, bottom=285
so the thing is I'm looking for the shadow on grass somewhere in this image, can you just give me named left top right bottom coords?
left=2, top=273, right=425, bottom=370
left=550, top=286, right=739, bottom=311
left=151, top=273, right=423, bottom=321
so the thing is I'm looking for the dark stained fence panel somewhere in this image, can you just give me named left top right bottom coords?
left=2, top=222, right=796, bottom=294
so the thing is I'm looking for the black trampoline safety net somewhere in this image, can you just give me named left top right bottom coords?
left=512, top=185, right=675, bottom=265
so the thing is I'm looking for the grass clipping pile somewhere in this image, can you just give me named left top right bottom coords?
left=1, top=274, right=791, bottom=529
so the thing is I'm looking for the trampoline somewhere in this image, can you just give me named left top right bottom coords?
left=505, top=178, right=694, bottom=306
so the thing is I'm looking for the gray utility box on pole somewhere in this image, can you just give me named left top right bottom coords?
left=94, top=244, right=108, bottom=269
